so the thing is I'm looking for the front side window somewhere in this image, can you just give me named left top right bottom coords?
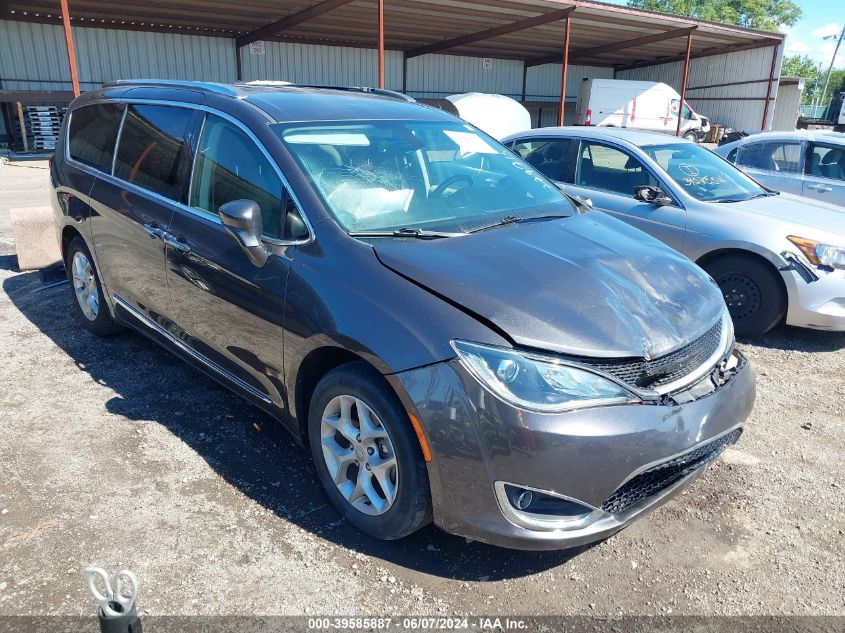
left=68, top=103, right=124, bottom=172
left=806, top=143, right=845, bottom=181
left=645, top=142, right=767, bottom=202
left=575, top=141, right=657, bottom=197
left=273, top=120, right=574, bottom=234
left=113, top=104, right=194, bottom=201
left=737, top=141, right=802, bottom=173
left=190, top=114, right=285, bottom=238
left=511, top=139, right=572, bottom=182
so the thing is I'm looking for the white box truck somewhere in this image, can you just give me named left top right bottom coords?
left=575, top=79, right=710, bottom=141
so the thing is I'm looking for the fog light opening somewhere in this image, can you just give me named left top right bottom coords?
left=496, top=482, right=600, bottom=532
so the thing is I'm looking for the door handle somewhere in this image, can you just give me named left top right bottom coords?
left=808, top=184, right=833, bottom=193
left=162, top=233, right=191, bottom=253
left=143, top=223, right=167, bottom=240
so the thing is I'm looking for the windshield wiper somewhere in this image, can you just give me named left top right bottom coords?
left=714, top=191, right=777, bottom=203
left=348, top=227, right=462, bottom=239
left=467, top=213, right=570, bottom=234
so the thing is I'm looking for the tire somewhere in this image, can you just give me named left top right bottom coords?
left=704, top=254, right=786, bottom=338
left=307, top=361, right=432, bottom=540
left=683, top=131, right=699, bottom=142
left=65, top=237, right=122, bottom=336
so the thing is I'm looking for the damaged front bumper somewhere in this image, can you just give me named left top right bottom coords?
left=393, top=351, right=755, bottom=550
left=780, top=257, right=845, bottom=331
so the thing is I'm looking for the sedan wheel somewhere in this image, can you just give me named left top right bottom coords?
left=320, top=394, right=399, bottom=516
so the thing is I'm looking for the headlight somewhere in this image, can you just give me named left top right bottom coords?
left=451, top=340, right=639, bottom=413
left=787, top=236, right=845, bottom=270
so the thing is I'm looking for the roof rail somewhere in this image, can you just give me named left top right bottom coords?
left=103, top=79, right=242, bottom=97
left=288, top=85, right=416, bottom=103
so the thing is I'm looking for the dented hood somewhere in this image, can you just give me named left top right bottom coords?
left=373, top=213, right=725, bottom=359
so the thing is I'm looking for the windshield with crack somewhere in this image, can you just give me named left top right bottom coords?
left=273, top=120, right=574, bottom=234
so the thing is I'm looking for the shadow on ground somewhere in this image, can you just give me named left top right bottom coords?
left=741, top=324, right=845, bottom=353
left=3, top=269, right=587, bottom=581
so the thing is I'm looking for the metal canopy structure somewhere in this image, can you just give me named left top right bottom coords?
left=2, top=0, right=785, bottom=130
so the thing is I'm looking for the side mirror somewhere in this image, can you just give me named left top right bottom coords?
left=218, top=199, right=268, bottom=267
left=634, top=185, right=672, bottom=207
left=573, top=195, right=593, bottom=209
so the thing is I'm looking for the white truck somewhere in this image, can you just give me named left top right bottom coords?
left=575, top=79, right=710, bottom=141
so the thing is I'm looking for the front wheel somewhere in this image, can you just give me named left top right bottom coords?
left=307, top=362, right=432, bottom=540
left=704, top=254, right=786, bottom=338
left=683, top=130, right=699, bottom=142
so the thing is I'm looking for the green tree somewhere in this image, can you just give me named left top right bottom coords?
left=627, top=0, right=801, bottom=32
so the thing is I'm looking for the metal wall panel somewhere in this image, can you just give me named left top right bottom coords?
left=525, top=64, right=614, bottom=102
left=405, top=54, right=523, bottom=99
left=616, top=45, right=783, bottom=130
left=771, top=80, right=804, bottom=131
left=0, top=20, right=73, bottom=91
left=0, top=19, right=236, bottom=92
left=240, top=42, right=403, bottom=90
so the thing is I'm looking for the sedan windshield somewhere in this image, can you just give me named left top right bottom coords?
left=644, top=142, right=769, bottom=202
left=273, top=120, right=574, bottom=234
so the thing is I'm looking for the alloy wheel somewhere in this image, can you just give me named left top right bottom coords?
left=71, top=251, right=99, bottom=321
left=320, top=394, right=399, bottom=516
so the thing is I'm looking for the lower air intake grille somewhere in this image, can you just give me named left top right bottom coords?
left=579, top=318, right=724, bottom=391
left=601, top=428, right=742, bottom=515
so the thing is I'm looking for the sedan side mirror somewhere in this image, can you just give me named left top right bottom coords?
left=634, top=185, right=673, bottom=207
left=218, top=199, right=268, bottom=267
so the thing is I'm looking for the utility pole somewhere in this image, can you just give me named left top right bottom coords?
left=815, top=25, right=845, bottom=117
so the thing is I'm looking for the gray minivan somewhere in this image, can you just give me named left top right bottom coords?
left=51, top=80, right=754, bottom=550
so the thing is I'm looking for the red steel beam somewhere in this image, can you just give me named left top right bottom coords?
left=527, top=25, right=696, bottom=67
left=404, top=7, right=574, bottom=59
left=377, top=0, right=384, bottom=88
left=761, top=43, right=778, bottom=129
left=236, top=0, right=357, bottom=48
left=675, top=32, right=693, bottom=136
left=59, top=0, right=81, bottom=97
left=557, top=15, right=571, bottom=126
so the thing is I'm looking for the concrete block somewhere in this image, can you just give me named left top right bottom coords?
left=9, top=206, right=62, bottom=271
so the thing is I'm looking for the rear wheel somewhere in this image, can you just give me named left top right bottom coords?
left=704, top=254, right=786, bottom=338
left=65, top=237, right=122, bottom=336
left=307, top=362, right=432, bottom=540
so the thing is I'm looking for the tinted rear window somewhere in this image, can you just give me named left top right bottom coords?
left=113, top=104, right=194, bottom=200
left=68, top=103, right=124, bottom=172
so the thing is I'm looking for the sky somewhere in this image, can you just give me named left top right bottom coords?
left=779, top=0, right=843, bottom=70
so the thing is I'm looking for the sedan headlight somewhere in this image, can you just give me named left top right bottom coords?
left=451, top=340, right=639, bottom=413
left=787, top=236, right=845, bottom=270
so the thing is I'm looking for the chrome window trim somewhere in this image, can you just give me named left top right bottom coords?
left=63, top=97, right=315, bottom=246
left=112, top=293, right=273, bottom=405
left=110, top=104, right=128, bottom=176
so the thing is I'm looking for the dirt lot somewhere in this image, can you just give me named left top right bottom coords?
left=0, top=160, right=843, bottom=618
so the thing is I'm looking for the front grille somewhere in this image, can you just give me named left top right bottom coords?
left=601, top=428, right=742, bottom=515
left=579, top=318, right=724, bottom=391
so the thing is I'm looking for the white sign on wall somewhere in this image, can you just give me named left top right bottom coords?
left=249, top=41, right=266, bottom=55
left=481, top=57, right=493, bottom=70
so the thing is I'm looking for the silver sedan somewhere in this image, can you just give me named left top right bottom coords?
left=713, top=130, right=845, bottom=207
left=503, top=127, right=845, bottom=337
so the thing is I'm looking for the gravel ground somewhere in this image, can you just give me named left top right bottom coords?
left=0, top=160, right=843, bottom=617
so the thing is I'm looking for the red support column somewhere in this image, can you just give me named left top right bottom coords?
left=675, top=32, right=693, bottom=136
left=761, top=44, right=778, bottom=129
left=59, top=0, right=81, bottom=97
left=377, top=0, right=385, bottom=89
left=557, top=14, right=570, bottom=126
